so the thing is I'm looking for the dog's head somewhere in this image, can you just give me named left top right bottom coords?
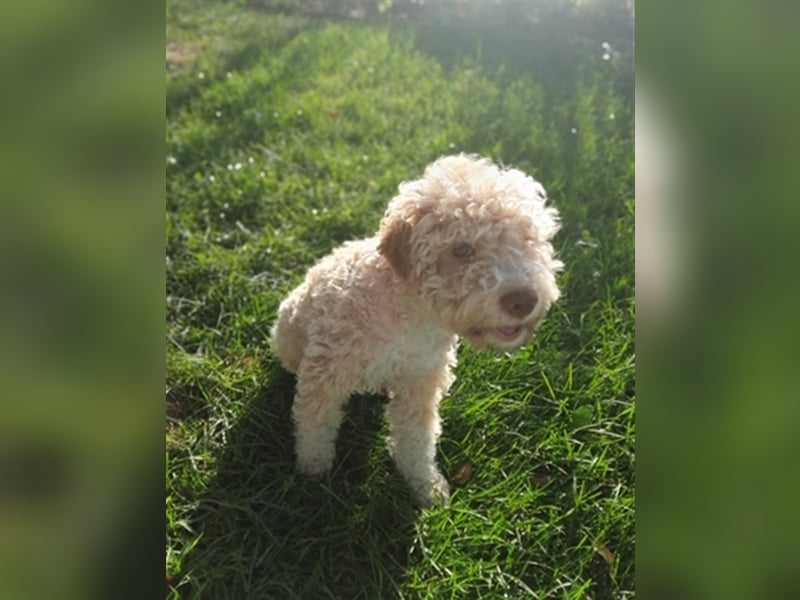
left=378, top=154, right=563, bottom=351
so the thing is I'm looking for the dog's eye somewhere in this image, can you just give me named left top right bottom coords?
left=452, top=244, right=475, bottom=258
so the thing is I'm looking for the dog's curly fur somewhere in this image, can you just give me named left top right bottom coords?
left=271, top=154, right=562, bottom=506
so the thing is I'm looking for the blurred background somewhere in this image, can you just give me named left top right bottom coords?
left=1, top=1, right=162, bottom=599
left=637, top=0, right=800, bottom=597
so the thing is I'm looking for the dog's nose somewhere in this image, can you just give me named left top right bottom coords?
left=500, top=289, right=537, bottom=319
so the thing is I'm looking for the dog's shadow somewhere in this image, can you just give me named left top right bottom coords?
left=180, top=362, right=420, bottom=598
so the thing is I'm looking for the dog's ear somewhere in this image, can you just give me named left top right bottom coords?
left=378, top=218, right=414, bottom=279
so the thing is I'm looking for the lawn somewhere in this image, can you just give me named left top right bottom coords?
left=166, top=1, right=634, bottom=598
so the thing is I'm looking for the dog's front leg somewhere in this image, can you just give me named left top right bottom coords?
left=385, top=373, right=452, bottom=507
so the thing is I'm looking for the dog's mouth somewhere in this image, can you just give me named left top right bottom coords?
left=466, top=324, right=529, bottom=348
left=490, top=325, right=525, bottom=341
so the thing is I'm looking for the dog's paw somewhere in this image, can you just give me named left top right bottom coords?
left=295, top=453, right=334, bottom=478
left=414, top=470, right=451, bottom=508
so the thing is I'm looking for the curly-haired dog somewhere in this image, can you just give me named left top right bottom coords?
left=271, top=154, right=562, bottom=506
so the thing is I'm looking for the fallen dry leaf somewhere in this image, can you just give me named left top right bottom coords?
left=452, top=461, right=474, bottom=486
left=593, top=541, right=615, bottom=576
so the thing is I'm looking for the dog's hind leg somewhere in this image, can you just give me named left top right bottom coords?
left=291, top=356, right=353, bottom=477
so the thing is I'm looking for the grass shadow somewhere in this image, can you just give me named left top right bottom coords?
left=177, top=362, right=420, bottom=599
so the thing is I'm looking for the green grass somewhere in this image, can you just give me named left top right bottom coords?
left=166, top=1, right=634, bottom=598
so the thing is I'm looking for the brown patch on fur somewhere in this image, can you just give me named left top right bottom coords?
left=378, top=219, right=414, bottom=278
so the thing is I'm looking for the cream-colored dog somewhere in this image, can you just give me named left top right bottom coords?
left=271, top=154, right=562, bottom=506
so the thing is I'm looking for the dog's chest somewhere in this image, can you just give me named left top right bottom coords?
left=361, top=323, right=455, bottom=390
